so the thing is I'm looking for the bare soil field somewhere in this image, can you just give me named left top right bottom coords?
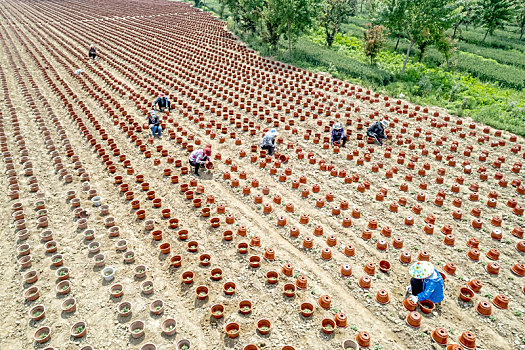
left=0, top=0, right=524, bottom=349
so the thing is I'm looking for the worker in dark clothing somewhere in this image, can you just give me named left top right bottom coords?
left=88, top=44, right=97, bottom=60
left=152, top=93, right=170, bottom=112
left=367, top=120, right=388, bottom=146
left=331, top=122, right=347, bottom=147
left=148, top=111, right=162, bottom=139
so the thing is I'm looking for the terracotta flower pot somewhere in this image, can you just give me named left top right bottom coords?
left=459, top=287, right=474, bottom=302
left=29, top=304, right=45, bottom=321
left=249, top=255, right=261, bottom=268
left=266, top=271, right=279, bottom=284
left=61, top=297, right=76, bottom=313
left=485, top=262, right=500, bottom=275
left=406, top=311, right=422, bottom=328
left=403, top=298, right=417, bottom=311
left=476, top=300, right=493, bottom=316
left=296, top=275, right=308, bottom=290
left=129, top=320, right=145, bottom=339
left=444, top=263, right=457, bottom=275
left=70, top=321, right=86, bottom=338
left=34, top=326, right=51, bottom=344
left=257, top=319, right=271, bottom=335
left=355, top=331, right=371, bottom=348
left=431, top=327, right=448, bottom=345
left=118, top=301, right=132, bottom=317
left=458, top=331, right=476, bottom=349
left=176, top=340, right=191, bottom=349
left=376, top=289, right=390, bottom=304
left=364, top=262, right=376, bottom=275
left=492, top=294, right=509, bottom=309
left=321, top=318, right=336, bottom=334
left=161, top=318, right=176, bottom=336
left=358, top=276, right=371, bottom=289
left=511, top=263, right=525, bottom=277
left=419, top=300, right=435, bottom=314
left=141, top=281, right=154, bottom=294
left=225, top=322, right=240, bottom=338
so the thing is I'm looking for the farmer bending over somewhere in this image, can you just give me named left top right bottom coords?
left=189, top=146, right=212, bottom=177
left=367, top=120, right=388, bottom=146
left=406, top=261, right=445, bottom=306
left=260, top=128, right=279, bottom=156
left=148, top=111, right=162, bottom=139
left=88, top=44, right=97, bottom=60
left=152, top=93, right=171, bottom=112
left=331, top=122, right=347, bottom=147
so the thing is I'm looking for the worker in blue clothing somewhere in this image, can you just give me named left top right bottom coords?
left=152, top=93, right=171, bottom=112
left=406, top=261, right=445, bottom=305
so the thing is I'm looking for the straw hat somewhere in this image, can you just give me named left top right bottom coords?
left=333, top=123, right=343, bottom=130
left=381, top=120, right=388, bottom=128
left=409, top=261, right=434, bottom=279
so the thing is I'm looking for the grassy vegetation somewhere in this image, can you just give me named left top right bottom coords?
left=194, top=0, right=525, bottom=137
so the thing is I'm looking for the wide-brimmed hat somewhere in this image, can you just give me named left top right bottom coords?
left=266, top=128, right=279, bottom=138
left=381, top=120, right=388, bottom=128
left=333, top=122, right=343, bottom=130
left=149, top=110, right=156, bottom=115
left=159, top=93, right=165, bottom=97
left=409, top=261, right=434, bottom=279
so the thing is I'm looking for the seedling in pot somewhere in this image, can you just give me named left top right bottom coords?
left=323, top=324, right=333, bottom=331
left=75, top=325, right=84, bottom=334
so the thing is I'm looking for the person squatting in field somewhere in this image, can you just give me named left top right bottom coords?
left=152, top=92, right=171, bottom=112
left=148, top=111, right=162, bottom=139
left=406, top=261, right=445, bottom=306
left=260, top=128, right=279, bottom=156
left=189, top=145, right=212, bottom=177
left=88, top=44, right=97, bottom=60
left=366, top=120, right=388, bottom=146
left=331, top=122, right=347, bottom=147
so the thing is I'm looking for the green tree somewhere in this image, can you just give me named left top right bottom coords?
left=221, top=0, right=264, bottom=34
left=474, top=0, right=514, bottom=41
left=363, top=24, right=388, bottom=64
left=514, top=0, right=525, bottom=40
left=374, top=0, right=407, bottom=51
left=261, top=0, right=282, bottom=48
left=399, top=0, right=457, bottom=74
left=320, top=0, right=356, bottom=47
left=274, top=0, right=320, bottom=59
left=435, top=32, right=458, bottom=69
left=451, top=0, right=476, bottom=39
